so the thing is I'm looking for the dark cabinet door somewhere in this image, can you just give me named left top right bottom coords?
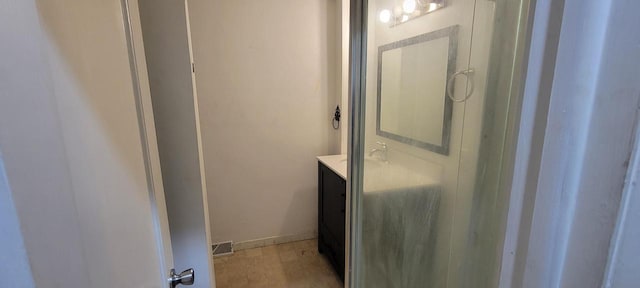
left=318, top=162, right=346, bottom=281
left=322, top=169, right=345, bottom=241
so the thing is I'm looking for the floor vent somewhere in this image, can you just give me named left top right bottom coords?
left=212, top=241, right=234, bottom=257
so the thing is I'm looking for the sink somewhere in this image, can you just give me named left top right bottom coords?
left=339, top=156, right=385, bottom=169
left=362, top=161, right=439, bottom=193
left=319, top=154, right=440, bottom=192
left=341, top=156, right=438, bottom=192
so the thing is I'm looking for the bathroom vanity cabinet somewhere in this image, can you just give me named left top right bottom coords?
left=317, top=160, right=346, bottom=281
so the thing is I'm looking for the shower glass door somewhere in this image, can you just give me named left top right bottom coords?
left=349, top=0, right=531, bottom=287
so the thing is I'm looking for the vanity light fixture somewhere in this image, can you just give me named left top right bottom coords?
left=379, top=9, right=392, bottom=23
left=402, top=0, right=417, bottom=13
left=379, top=0, right=446, bottom=26
left=428, top=2, right=438, bottom=12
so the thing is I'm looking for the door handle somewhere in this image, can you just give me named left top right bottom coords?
left=169, top=268, right=195, bottom=288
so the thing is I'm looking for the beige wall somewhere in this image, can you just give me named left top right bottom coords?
left=189, top=0, right=340, bottom=244
left=339, top=0, right=350, bottom=154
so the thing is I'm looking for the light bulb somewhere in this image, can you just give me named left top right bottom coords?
left=379, top=9, right=392, bottom=23
left=402, top=0, right=417, bottom=14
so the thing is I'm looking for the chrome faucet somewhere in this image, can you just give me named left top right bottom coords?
left=369, top=141, right=388, bottom=161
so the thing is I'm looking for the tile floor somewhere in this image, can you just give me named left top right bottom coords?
left=214, top=239, right=343, bottom=288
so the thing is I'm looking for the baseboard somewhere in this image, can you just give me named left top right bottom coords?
left=232, top=230, right=317, bottom=251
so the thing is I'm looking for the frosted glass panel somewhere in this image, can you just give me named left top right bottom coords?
left=350, top=0, right=531, bottom=287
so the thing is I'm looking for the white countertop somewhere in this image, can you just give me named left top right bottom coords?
left=317, top=154, right=441, bottom=192
left=317, top=154, right=347, bottom=179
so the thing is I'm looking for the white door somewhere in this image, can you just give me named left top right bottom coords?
left=135, top=0, right=216, bottom=287
left=0, top=0, right=212, bottom=287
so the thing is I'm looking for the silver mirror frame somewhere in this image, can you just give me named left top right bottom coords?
left=376, top=25, right=459, bottom=155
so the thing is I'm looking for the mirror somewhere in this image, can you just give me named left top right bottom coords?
left=377, top=26, right=458, bottom=155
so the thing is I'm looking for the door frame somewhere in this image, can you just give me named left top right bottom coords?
left=120, top=0, right=175, bottom=283
left=497, top=0, right=562, bottom=286
left=182, top=0, right=217, bottom=284
left=345, top=0, right=367, bottom=286
left=502, top=0, right=640, bottom=287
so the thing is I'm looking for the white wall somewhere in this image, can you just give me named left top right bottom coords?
left=339, top=0, right=350, bottom=154
left=189, top=0, right=340, bottom=244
